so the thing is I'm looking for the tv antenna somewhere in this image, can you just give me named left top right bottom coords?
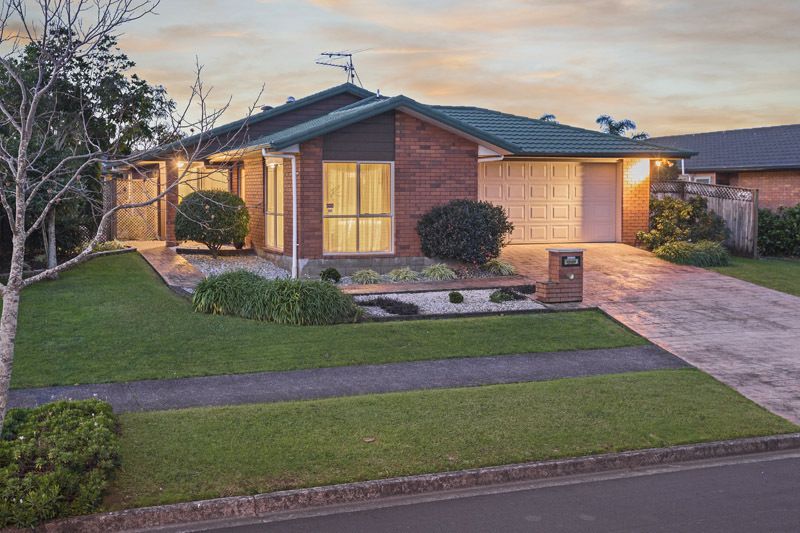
left=315, top=49, right=369, bottom=86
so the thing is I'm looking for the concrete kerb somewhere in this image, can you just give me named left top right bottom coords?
left=28, top=432, right=800, bottom=533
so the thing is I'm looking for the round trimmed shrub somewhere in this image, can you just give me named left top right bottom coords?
left=448, top=291, right=464, bottom=304
left=320, top=267, right=342, bottom=284
left=175, top=190, right=250, bottom=258
left=192, top=271, right=359, bottom=325
left=653, top=240, right=730, bottom=267
left=416, top=199, right=513, bottom=265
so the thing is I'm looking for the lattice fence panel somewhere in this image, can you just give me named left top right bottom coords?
left=115, top=177, right=159, bottom=240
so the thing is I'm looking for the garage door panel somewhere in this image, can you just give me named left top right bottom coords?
left=530, top=184, right=548, bottom=200
left=551, top=183, right=570, bottom=200
left=505, top=205, right=526, bottom=221
left=479, top=161, right=617, bottom=244
left=506, top=183, right=526, bottom=200
left=483, top=183, right=503, bottom=201
left=529, top=205, right=547, bottom=221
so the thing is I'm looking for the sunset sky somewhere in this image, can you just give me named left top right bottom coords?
left=118, top=0, right=800, bottom=136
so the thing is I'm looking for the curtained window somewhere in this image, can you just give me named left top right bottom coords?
left=323, top=162, right=392, bottom=253
left=264, top=162, right=284, bottom=251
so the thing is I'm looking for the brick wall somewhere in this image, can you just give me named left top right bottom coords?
left=621, top=158, right=651, bottom=245
left=730, top=170, right=800, bottom=210
left=242, top=154, right=264, bottom=250
left=296, top=138, right=324, bottom=258
left=394, top=112, right=479, bottom=256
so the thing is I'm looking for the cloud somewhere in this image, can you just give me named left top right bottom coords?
left=108, top=0, right=800, bottom=135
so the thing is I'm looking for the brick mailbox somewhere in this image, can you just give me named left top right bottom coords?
left=535, top=248, right=584, bottom=303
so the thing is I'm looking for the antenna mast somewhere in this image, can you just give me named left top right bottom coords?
left=315, top=50, right=367, bottom=86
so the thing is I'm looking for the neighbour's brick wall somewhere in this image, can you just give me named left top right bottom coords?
left=242, top=154, right=264, bottom=250
left=729, top=170, right=800, bottom=210
left=394, top=112, right=479, bottom=256
left=621, top=159, right=651, bottom=245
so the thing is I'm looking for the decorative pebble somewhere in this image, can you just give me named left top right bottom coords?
left=182, top=255, right=290, bottom=280
left=355, top=289, right=544, bottom=316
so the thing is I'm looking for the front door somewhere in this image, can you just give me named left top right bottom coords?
left=264, top=162, right=284, bottom=251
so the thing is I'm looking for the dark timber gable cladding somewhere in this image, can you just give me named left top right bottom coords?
left=322, top=111, right=396, bottom=161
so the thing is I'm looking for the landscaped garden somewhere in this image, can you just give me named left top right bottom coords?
left=11, top=253, right=645, bottom=388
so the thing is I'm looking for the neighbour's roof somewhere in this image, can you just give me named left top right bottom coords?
left=240, top=92, right=693, bottom=158
left=651, top=124, right=800, bottom=172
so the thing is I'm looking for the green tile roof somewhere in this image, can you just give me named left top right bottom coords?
left=432, top=106, right=694, bottom=157
left=245, top=94, right=693, bottom=158
left=141, top=82, right=694, bottom=159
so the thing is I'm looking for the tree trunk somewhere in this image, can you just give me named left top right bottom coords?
left=45, top=209, right=57, bottom=270
left=0, top=284, right=21, bottom=433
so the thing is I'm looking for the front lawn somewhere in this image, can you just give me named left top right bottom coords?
left=106, top=369, right=797, bottom=510
left=12, top=253, right=645, bottom=388
left=710, top=256, right=800, bottom=296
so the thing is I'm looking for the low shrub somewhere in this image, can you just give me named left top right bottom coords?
left=758, top=204, right=800, bottom=257
left=175, top=190, right=251, bottom=258
left=653, top=240, right=730, bottom=267
left=448, top=291, right=464, bottom=304
left=388, top=267, right=420, bottom=282
left=416, top=199, right=514, bottom=264
left=480, top=258, right=517, bottom=276
left=0, top=400, right=120, bottom=528
left=193, top=272, right=360, bottom=325
left=421, top=263, right=457, bottom=281
left=516, top=284, right=536, bottom=295
left=360, top=297, right=419, bottom=315
left=320, top=267, right=342, bottom=284
left=91, top=240, right=128, bottom=252
left=489, top=288, right=524, bottom=303
left=636, top=196, right=728, bottom=250
left=351, top=269, right=381, bottom=284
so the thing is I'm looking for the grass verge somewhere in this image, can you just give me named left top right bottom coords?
left=12, top=253, right=645, bottom=388
left=106, top=369, right=797, bottom=510
left=710, top=256, right=800, bottom=296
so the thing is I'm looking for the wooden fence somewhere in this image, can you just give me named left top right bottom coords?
left=651, top=180, right=759, bottom=257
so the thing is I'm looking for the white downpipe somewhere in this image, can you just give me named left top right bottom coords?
left=262, top=149, right=299, bottom=278
left=681, top=159, right=685, bottom=174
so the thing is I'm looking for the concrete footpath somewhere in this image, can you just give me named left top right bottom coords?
left=9, top=345, right=685, bottom=413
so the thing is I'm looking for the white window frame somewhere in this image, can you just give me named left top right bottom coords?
left=322, top=160, right=395, bottom=256
left=692, top=175, right=713, bottom=184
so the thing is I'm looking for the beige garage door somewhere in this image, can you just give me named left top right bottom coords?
left=479, top=161, right=618, bottom=243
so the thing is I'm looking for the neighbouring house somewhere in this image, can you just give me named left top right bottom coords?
left=651, top=125, right=800, bottom=210
left=113, top=83, right=691, bottom=276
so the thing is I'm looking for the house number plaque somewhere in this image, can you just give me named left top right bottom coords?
left=561, top=255, right=581, bottom=267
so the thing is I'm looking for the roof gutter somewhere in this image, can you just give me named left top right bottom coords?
left=263, top=147, right=299, bottom=279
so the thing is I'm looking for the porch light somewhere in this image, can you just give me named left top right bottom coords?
left=176, top=160, right=186, bottom=169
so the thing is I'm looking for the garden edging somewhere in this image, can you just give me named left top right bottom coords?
left=26, top=432, right=800, bottom=533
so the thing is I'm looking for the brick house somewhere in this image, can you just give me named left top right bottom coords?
left=651, top=125, right=800, bottom=210
left=120, top=83, right=691, bottom=276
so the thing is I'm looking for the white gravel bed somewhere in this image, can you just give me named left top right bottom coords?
left=355, top=289, right=544, bottom=317
left=182, top=254, right=290, bottom=279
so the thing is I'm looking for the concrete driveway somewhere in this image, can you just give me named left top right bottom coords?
left=503, top=244, right=800, bottom=424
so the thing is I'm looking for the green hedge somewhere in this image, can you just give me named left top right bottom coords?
left=193, top=271, right=360, bottom=325
left=416, top=199, right=513, bottom=265
left=175, top=190, right=250, bottom=257
left=1, top=400, right=119, bottom=528
left=637, top=197, right=728, bottom=251
left=758, top=204, right=800, bottom=257
left=653, top=240, right=730, bottom=267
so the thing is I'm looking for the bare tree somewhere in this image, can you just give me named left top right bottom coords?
left=0, top=0, right=258, bottom=431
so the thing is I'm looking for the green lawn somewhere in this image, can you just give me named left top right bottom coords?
left=710, top=256, right=800, bottom=296
left=106, top=369, right=797, bottom=510
left=12, top=253, right=645, bottom=388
